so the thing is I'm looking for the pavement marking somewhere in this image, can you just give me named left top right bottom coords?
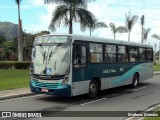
left=80, top=87, right=146, bottom=106
left=131, top=87, right=146, bottom=92
left=137, top=104, right=160, bottom=120
left=80, top=98, right=106, bottom=106
left=125, top=117, right=135, bottom=120
left=125, top=104, right=160, bottom=120
left=0, top=94, right=44, bottom=103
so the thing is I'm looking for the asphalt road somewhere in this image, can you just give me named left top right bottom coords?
left=0, top=75, right=160, bottom=120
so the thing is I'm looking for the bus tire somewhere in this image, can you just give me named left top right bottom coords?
left=88, top=79, right=98, bottom=99
left=131, top=73, right=139, bottom=88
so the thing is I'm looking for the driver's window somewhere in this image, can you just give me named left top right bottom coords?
left=73, top=45, right=87, bottom=68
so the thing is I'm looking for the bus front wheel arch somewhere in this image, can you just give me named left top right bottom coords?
left=131, top=73, right=139, bottom=88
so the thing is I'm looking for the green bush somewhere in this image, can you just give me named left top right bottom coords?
left=0, top=61, right=30, bottom=69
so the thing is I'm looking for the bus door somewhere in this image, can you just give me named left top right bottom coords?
left=72, top=41, right=89, bottom=95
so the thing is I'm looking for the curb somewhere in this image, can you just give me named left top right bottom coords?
left=154, top=72, right=160, bottom=75
left=0, top=93, right=35, bottom=101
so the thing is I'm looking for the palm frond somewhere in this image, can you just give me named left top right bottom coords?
left=75, top=8, right=94, bottom=31
left=44, top=0, right=89, bottom=7
left=152, top=34, right=160, bottom=40
left=117, top=26, right=128, bottom=33
left=94, top=22, right=108, bottom=29
left=143, top=28, right=151, bottom=40
left=15, top=0, right=22, bottom=4
left=45, top=0, right=95, bottom=33
left=49, top=5, right=69, bottom=31
left=15, top=0, right=22, bottom=5
left=44, top=0, right=95, bottom=4
left=125, top=12, right=138, bottom=31
left=44, top=0, right=68, bottom=4
left=109, top=23, right=116, bottom=33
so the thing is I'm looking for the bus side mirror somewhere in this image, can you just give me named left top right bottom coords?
left=27, top=45, right=35, bottom=49
left=25, top=45, right=36, bottom=62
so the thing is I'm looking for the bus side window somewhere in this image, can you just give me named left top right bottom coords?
left=129, top=46, right=138, bottom=62
left=89, top=43, right=103, bottom=63
left=146, top=48, right=153, bottom=61
left=118, top=45, right=129, bottom=62
left=73, top=45, right=87, bottom=68
left=105, top=44, right=116, bottom=63
left=138, top=47, right=145, bottom=62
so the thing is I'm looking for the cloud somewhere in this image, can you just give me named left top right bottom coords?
left=39, top=4, right=57, bottom=25
left=21, top=0, right=45, bottom=9
left=86, top=0, right=160, bottom=45
left=24, top=0, right=160, bottom=48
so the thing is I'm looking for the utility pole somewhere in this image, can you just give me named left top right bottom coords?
left=154, top=44, right=157, bottom=64
left=159, top=41, right=160, bottom=63
left=23, top=29, right=26, bottom=46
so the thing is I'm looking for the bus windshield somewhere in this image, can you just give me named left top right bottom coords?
left=32, top=36, right=71, bottom=76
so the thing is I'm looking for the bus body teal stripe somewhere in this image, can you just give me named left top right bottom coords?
left=72, top=62, right=153, bottom=83
left=112, top=63, right=153, bottom=84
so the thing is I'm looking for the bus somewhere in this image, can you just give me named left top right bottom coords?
left=30, top=34, right=153, bottom=98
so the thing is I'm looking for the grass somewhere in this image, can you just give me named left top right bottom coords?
left=0, top=69, right=30, bottom=91
left=154, top=63, right=160, bottom=71
left=143, top=110, right=160, bottom=120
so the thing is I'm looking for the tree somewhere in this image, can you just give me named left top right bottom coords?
left=140, top=15, right=144, bottom=43
left=125, top=12, right=138, bottom=41
left=15, top=0, right=23, bottom=61
left=82, top=19, right=108, bottom=36
left=109, top=22, right=127, bottom=39
left=0, top=35, right=6, bottom=45
left=44, top=0, right=94, bottom=34
left=35, top=31, right=50, bottom=36
left=143, top=28, right=151, bottom=44
left=0, top=35, right=6, bottom=60
left=152, top=34, right=160, bottom=62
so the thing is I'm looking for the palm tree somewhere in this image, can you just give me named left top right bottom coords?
left=15, top=0, right=23, bottom=61
left=143, top=28, right=151, bottom=44
left=140, top=15, right=144, bottom=43
left=125, top=12, right=138, bottom=41
left=44, top=0, right=94, bottom=34
left=109, top=22, right=127, bottom=39
left=152, top=34, right=160, bottom=62
left=151, top=34, right=160, bottom=40
left=82, top=19, right=108, bottom=36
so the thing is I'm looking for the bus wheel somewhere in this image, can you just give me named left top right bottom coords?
left=132, top=73, right=139, bottom=88
left=88, top=79, right=98, bottom=98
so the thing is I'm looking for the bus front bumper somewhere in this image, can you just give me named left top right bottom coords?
left=30, top=81, right=71, bottom=97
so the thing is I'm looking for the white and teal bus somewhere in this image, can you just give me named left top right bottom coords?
left=30, top=34, right=153, bottom=98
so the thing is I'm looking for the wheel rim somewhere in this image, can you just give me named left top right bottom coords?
left=134, top=78, right=138, bottom=86
left=89, top=83, right=97, bottom=94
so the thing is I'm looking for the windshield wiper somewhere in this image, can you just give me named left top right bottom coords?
left=48, top=43, right=62, bottom=63
left=48, top=50, right=53, bottom=63
left=43, top=51, right=46, bottom=64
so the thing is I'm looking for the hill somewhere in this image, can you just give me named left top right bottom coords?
left=0, top=21, right=18, bottom=41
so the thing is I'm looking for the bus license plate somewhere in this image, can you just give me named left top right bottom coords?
left=41, top=88, right=48, bottom=92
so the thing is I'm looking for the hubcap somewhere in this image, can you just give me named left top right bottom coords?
left=134, top=78, right=138, bottom=86
left=90, top=84, right=96, bottom=94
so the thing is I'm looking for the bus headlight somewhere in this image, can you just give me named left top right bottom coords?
left=62, top=75, right=69, bottom=84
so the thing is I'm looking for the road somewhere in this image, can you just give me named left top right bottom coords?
left=0, top=75, right=160, bottom=120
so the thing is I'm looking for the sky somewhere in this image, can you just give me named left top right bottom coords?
left=0, top=0, right=160, bottom=49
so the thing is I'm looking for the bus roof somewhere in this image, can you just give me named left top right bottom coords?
left=36, top=34, right=153, bottom=48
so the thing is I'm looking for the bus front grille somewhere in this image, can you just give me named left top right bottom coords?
left=33, top=81, right=59, bottom=89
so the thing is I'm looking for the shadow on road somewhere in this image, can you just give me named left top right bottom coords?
left=35, top=82, right=152, bottom=105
